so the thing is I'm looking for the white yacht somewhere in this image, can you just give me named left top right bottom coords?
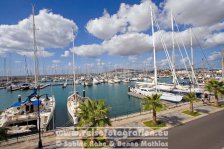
left=62, top=79, right=68, bottom=88
left=67, top=28, right=81, bottom=125
left=20, top=83, right=31, bottom=90
left=75, top=80, right=81, bottom=85
left=108, top=79, right=115, bottom=84
left=0, top=90, right=55, bottom=133
left=0, top=6, right=56, bottom=135
left=130, top=82, right=183, bottom=102
left=6, top=84, right=20, bottom=91
left=67, top=94, right=79, bottom=125
left=84, top=79, right=93, bottom=86
left=122, top=78, right=130, bottom=83
left=113, top=77, right=121, bottom=83
left=93, top=78, right=100, bottom=85
left=129, top=7, right=183, bottom=103
left=130, top=78, right=138, bottom=81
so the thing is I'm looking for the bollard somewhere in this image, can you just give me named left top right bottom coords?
left=128, top=86, right=130, bottom=92
left=18, top=95, right=21, bottom=102
left=83, top=90, right=85, bottom=97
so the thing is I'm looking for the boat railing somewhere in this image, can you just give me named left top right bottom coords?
left=4, top=112, right=38, bottom=123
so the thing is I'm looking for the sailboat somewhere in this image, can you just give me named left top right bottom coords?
left=93, top=77, right=100, bottom=85
left=67, top=28, right=79, bottom=125
left=62, top=79, right=68, bottom=88
left=20, top=56, right=31, bottom=90
left=153, top=14, right=203, bottom=97
left=0, top=6, right=55, bottom=133
left=130, top=6, right=183, bottom=102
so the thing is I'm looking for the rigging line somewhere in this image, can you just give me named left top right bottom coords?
left=60, top=117, right=73, bottom=127
left=175, top=37, right=192, bottom=83
left=153, top=14, right=179, bottom=86
left=153, top=12, right=179, bottom=86
left=160, top=33, right=179, bottom=85
left=210, top=58, right=222, bottom=69
left=191, top=29, right=212, bottom=70
left=173, top=16, right=199, bottom=88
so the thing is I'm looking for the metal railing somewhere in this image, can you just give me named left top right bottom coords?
left=0, top=130, right=55, bottom=147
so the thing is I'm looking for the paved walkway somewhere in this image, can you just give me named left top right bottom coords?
left=115, top=102, right=223, bottom=128
left=1, top=100, right=223, bottom=149
left=111, top=101, right=203, bottom=126
left=1, top=134, right=56, bottom=149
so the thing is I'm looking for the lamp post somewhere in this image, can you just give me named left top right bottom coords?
left=36, top=95, right=42, bottom=148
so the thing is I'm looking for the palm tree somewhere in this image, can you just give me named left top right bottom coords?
left=205, top=79, right=224, bottom=106
left=77, top=99, right=111, bottom=143
left=183, top=92, right=197, bottom=113
left=142, top=94, right=163, bottom=124
left=77, top=99, right=111, bottom=127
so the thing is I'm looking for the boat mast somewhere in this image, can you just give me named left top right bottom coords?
left=3, top=57, right=8, bottom=82
left=24, top=55, right=29, bottom=83
left=202, top=58, right=206, bottom=80
left=171, top=10, right=176, bottom=87
left=222, top=49, right=224, bottom=80
left=32, top=5, right=38, bottom=89
left=190, top=27, right=194, bottom=84
left=72, top=28, right=76, bottom=94
left=150, top=6, right=157, bottom=92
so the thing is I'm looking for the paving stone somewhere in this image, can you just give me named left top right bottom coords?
left=159, top=112, right=191, bottom=126
left=195, top=105, right=217, bottom=114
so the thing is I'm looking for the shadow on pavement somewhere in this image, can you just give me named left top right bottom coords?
left=159, top=115, right=184, bottom=126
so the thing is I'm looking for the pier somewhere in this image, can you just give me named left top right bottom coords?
left=127, top=91, right=183, bottom=107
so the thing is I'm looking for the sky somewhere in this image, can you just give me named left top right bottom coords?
left=0, top=0, right=224, bottom=76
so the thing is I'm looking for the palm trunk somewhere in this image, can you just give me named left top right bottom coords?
left=190, top=102, right=194, bottom=113
left=152, top=109, right=157, bottom=124
left=215, top=94, right=219, bottom=106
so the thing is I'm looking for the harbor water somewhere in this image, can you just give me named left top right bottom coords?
left=0, top=82, right=141, bottom=127
left=0, top=77, right=187, bottom=127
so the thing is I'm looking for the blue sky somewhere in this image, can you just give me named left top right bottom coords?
left=0, top=0, right=223, bottom=76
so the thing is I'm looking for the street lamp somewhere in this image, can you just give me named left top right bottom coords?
left=36, top=95, right=42, bottom=148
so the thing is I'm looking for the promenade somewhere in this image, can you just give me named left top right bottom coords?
left=1, top=99, right=223, bottom=149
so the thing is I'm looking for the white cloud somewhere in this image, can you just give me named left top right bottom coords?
left=74, top=23, right=224, bottom=57
left=71, top=0, right=224, bottom=59
left=180, top=57, right=188, bottom=64
left=143, top=57, right=153, bottom=64
left=103, top=32, right=151, bottom=56
left=159, top=0, right=224, bottom=27
left=52, top=60, right=61, bottom=64
left=68, top=62, right=72, bottom=66
left=72, top=32, right=151, bottom=57
left=128, top=55, right=138, bottom=63
left=86, top=9, right=126, bottom=40
left=118, top=0, right=158, bottom=32
left=157, top=59, right=168, bottom=67
left=71, top=44, right=105, bottom=57
left=19, top=50, right=54, bottom=58
left=0, top=9, right=78, bottom=57
left=61, top=50, right=70, bottom=57
left=204, top=32, right=224, bottom=48
left=15, top=61, right=22, bottom=64
left=96, top=59, right=105, bottom=66
left=208, top=51, right=221, bottom=61
left=86, top=0, right=158, bottom=39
